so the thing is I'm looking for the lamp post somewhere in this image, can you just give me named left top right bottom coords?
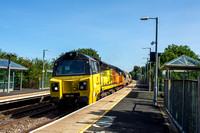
left=7, top=54, right=16, bottom=93
left=142, top=57, right=148, bottom=85
left=142, top=47, right=151, bottom=92
left=141, top=17, right=158, bottom=106
left=140, top=63, right=145, bottom=83
left=42, top=49, right=50, bottom=89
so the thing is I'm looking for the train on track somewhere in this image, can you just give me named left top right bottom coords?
left=50, top=52, right=132, bottom=105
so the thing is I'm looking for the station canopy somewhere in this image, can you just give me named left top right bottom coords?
left=0, top=59, right=28, bottom=71
left=160, top=55, right=200, bottom=70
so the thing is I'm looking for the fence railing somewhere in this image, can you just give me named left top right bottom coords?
left=0, top=76, right=51, bottom=92
left=164, top=77, right=199, bottom=133
left=38, top=77, right=51, bottom=89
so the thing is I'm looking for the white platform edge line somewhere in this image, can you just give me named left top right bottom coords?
left=0, top=93, right=50, bottom=103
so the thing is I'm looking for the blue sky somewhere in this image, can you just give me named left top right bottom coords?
left=0, top=0, right=200, bottom=72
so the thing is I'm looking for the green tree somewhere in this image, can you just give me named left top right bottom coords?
left=130, top=66, right=141, bottom=80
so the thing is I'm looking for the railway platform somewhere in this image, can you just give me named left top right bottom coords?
left=0, top=88, right=50, bottom=105
left=32, top=82, right=177, bottom=133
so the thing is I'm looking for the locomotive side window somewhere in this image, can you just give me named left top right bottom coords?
left=92, top=61, right=99, bottom=74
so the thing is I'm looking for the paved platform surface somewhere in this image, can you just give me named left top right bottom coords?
left=32, top=82, right=173, bottom=133
left=85, top=85, right=170, bottom=133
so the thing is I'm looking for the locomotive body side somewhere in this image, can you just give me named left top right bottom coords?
left=100, top=69, right=116, bottom=91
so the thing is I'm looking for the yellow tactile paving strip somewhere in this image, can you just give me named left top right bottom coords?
left=0, top=91, right=50, bottom=103
left=32, top=83, right=136, bottom=133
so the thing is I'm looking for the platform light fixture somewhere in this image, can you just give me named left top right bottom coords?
left=141, top=17, right=158, bottom=106
left=140, top=17, right=149, bottom=20
left=151, top=41, right=155, bottom=45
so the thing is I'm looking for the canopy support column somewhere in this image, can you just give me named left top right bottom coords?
left=12, top=72, right=15, bottom=89
left=20, top=71, right=23, bottom=90
left=3, top=71, right=6, bottom=92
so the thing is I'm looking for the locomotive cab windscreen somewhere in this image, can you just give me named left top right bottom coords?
left=53, top=59, right=90, bottom=76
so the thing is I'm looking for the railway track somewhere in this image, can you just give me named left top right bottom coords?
left=23, top=107, right=76, bottom=133
left=0, top=100, right=81, bottom=133
left=0, top=101, right=51, bottom=121
left=0, top=100, right=55, bottom=133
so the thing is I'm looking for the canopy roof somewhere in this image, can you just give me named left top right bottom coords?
left=0, top=59, right=28, bottom=71
left=160, top=55, right=200, bottom=70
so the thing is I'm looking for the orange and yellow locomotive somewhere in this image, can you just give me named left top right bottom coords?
left=50, top=52, right=131, bottom=105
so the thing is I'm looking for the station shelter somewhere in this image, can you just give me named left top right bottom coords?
left=159, top=55, right=200, bottom=132
left=0, top=59, right=28, bottom=92
left=160, top=55, right=200, bottom=78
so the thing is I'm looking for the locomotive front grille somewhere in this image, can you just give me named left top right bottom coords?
left=63, top=81, right=73, bottom=93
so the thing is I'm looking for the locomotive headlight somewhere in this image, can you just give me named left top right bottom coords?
left=52, top=82, right=59, bottom=92
left=79, top=81, right=88, bottom=90
left=54, top=87, right=58, bottom=91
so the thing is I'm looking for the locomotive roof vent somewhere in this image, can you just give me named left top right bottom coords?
left=65, top=52, right=78, bottom=59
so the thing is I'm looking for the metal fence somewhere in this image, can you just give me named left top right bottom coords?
left=164, top=78, right=199, bottom=133
left=0, top=75, right=51, bottom=92
left=38, top=77, right=51, bottom=89
left=0, top=74, right=17, bottom=92
left=0, top=78, right=14, bottom=92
